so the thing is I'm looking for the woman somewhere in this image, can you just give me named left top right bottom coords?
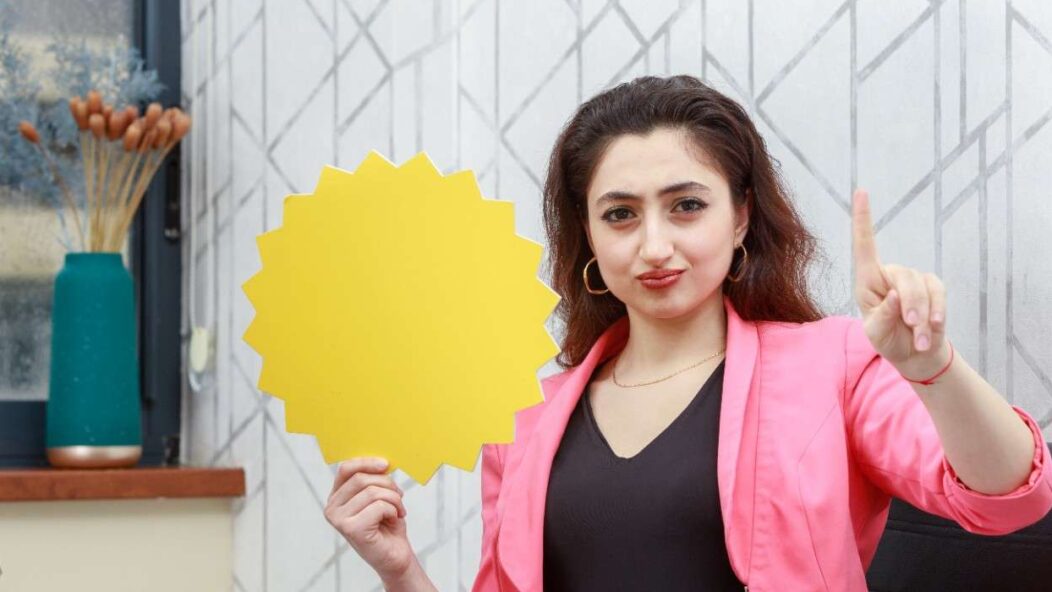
left=323, top=76, right=1052, bottom=591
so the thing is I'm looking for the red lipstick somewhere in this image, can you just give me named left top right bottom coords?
left=637, top=269, right=684, bottom=289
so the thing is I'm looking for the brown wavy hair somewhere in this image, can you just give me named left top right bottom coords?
left=543, top=75, right=825, bottom=369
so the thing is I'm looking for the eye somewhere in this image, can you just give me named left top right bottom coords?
left=600, top=207, right=634, bottom=223
left=674, top=198, right=707, bottom=213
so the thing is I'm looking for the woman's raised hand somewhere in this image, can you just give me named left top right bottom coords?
left=852, top=189, right=951, bottom=378
left=324, top=457, right=416, bottom=583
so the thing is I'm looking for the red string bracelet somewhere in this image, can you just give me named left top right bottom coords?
left=903, top=340, right=955, bottom=386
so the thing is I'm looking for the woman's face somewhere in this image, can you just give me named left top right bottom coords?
left=583, top=127, right=748, bottom=320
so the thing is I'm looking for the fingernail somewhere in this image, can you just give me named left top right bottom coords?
left=375, top=458, right=388, bottom=469
left=906, top=309, right=917, bottom=325
left=917, top=334, right=930, bottom=351
left=932, top=311, right=943, bottom=323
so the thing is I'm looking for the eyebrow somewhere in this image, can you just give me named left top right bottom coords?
left=595, top=181, right=711, bottom=206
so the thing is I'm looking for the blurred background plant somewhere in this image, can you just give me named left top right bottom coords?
left=0, top=1, right=163, bottom=250
left=0, top=0, right=160, bottom=400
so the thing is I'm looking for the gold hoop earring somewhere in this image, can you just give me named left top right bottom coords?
left=727, top=243, right=748, bottom=283
left=583, top=256, right=610, bottom=295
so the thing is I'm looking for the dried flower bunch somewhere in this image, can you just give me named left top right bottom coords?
left=18, top=89, right=191, bottom=252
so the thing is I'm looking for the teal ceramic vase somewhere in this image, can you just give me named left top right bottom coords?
left=47, top=253, right=142, bottom=468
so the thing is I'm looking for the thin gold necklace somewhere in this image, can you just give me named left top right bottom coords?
left=611, top=348, right=726, bottom=388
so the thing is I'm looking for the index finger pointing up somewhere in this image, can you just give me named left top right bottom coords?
left=852, top=189, right=882, bottom=275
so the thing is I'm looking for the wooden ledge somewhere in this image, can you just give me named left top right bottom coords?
left=0, top=466, right=245, bottom=502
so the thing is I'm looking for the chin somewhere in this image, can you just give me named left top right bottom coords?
left=626, top=298, right=697, bottom=320
left=625, top=286, right=722, bottom=321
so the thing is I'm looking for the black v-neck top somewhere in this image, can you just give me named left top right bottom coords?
left=542, top=360, right=742, bottom=591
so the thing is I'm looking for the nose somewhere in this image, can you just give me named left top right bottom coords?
left=638, top=217, right=674, bottom=265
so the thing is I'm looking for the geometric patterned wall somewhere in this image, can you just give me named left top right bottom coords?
left=179, top=0, right=1052, bottom=589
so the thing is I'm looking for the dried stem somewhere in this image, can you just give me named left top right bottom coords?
left=33, top=142, right=87, bottom=251
left=79, top=130, right=95, bottom=249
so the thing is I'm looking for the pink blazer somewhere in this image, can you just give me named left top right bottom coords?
left=471, top=296, right=1052, bottom=591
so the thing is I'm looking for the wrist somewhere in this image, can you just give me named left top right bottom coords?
left=381, top=557, right=433, bottom=592
left=895, top=338, right=953, bottom=385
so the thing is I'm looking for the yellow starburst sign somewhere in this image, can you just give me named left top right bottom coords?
left=242, top=151, right=561, bottom=484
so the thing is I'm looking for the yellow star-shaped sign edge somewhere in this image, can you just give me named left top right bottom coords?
left=242, top=150, right=561, bottom=485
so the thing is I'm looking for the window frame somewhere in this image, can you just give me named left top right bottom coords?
left=0, top=0, right=183, bottom=468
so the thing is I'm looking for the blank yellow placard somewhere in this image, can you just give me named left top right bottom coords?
left=242, top=151, right=561, bottom=484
